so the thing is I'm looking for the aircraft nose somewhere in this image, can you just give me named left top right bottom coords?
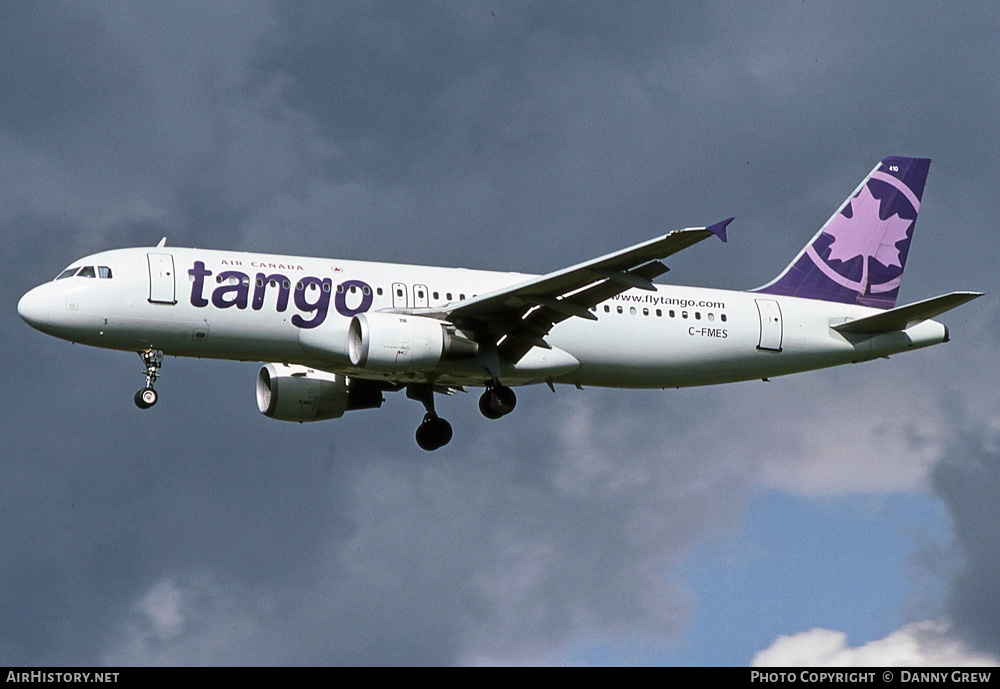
left=17, top=285, right=51, bottom=330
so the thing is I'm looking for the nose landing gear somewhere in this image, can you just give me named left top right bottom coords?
left=134, top=349, right=163, bottom=409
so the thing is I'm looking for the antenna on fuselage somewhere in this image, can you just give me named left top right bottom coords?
left=156, top=237, right=167, bottom=248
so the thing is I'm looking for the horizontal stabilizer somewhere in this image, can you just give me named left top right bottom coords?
left=832, top=291, right=982, bottom=334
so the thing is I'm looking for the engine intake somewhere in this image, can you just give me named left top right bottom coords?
left=256, top=363, right=383, bottom=422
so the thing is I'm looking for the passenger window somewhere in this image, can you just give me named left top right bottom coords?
left=78, top=266, right=96, bottom=278
left=629, top=307, right=636, bottom=315
left=721, top=314, right=727, bottom=322
left=604, top=305, right=610, bottom=313
left=643, top=308, right=649, bottom=316
left=98, top=266, right=113, bottom=279
left=616, top=306, right=623, bottom=314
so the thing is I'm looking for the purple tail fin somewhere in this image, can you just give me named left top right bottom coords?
left=755, top=156, right=931, bottom=309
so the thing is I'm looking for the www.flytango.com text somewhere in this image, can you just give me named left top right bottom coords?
left=612, top=294, right=726, bottom=310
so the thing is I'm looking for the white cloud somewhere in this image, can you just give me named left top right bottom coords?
left=716, top=366, right=949, bottom=497
left=139, top=579, right=185, bottom=640
left=752, top=621, right=1000, bottom=667
left=104, top=576, right=273, bottom=666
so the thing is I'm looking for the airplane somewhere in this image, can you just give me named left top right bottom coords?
left=18, top=156, right=982, bottom=450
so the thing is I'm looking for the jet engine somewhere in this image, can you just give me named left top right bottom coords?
left=348, top=313, right=478, bottom=372
left=256, top=363, right=383, bottom=422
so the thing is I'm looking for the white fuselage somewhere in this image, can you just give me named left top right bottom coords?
left=18, top=246, right=949, bottom=389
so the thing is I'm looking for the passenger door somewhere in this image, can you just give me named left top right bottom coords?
left=147, top=253, right=176, bottom=304
left=755, top=298, right=783, bottom=351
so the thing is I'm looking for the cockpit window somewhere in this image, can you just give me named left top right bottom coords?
left=54, top=265, right=113, bottom=280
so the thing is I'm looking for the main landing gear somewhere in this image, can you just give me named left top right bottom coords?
left=479, top=381, right=516, bottom=419
left=134, top=349, right=163, bottom=409
left=407, top=385, right=453, bottom=452
left=406, top=380, right=515, bottom=450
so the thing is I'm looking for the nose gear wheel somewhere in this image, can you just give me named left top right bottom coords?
left=134, top=349, right=163, bottom=409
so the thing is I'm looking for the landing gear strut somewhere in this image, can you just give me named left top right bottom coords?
left=479, top=381, right=516, bottom=419
left=406, top=385, right=453, bottom=451
left=134, top=349, right=163, bottom=409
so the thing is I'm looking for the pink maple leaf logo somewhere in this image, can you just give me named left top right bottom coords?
left=825, top=183, right=912, bottom=269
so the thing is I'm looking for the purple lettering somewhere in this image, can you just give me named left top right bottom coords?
left=189, top=259, right=373, bottom=327
left=291, top=277, right=332, bottom=329
left=189, top=261, right=212, bottom=307
left=334, top=279, right=374, bottom=317
left=211, top=271, right=250, bottom=309
left=252, top=273, right=290, bottom=312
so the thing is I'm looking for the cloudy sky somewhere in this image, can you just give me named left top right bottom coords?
left=3, top=1, right=1000, bottom=666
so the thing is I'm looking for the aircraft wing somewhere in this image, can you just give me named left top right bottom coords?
left=832, top=291, right=983, bottom=335
left=411, top=218, right=732, bottom=363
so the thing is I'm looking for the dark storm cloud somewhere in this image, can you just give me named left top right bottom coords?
left=0, top=2, right=138, bottom=136
left=4, top=0, right=1000, bottom=666
left=248, top=1, right=1000, bottom=279
left=257, top=1, right=696, bottom=175
left=90, top=388, right=757, bottom=665
left=933, top=421, right=1000, bottom=656
left=1, top=1, right=289, bottom=254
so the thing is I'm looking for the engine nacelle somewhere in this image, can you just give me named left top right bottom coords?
left=256, top=363, right=383, bottom=422
left=297, top=317, right=352, bottom=365
left=348, top=313, right=478, bottom=372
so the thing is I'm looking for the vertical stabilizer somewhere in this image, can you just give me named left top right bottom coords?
left=755, top=156, right=931, bottom=309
